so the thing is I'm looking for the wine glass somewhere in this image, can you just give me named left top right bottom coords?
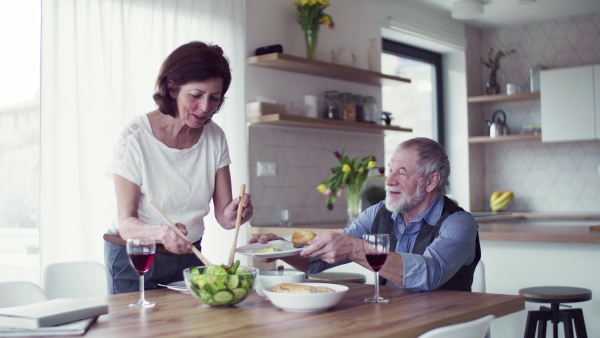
left=126, top=238, right=156, bottom=308
left=362, top=234, right=390, bottom=303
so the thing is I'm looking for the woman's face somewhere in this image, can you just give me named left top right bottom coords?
left=173, top=78, right=224, bottom=128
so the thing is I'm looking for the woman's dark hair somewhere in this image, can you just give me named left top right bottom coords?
left=153, top=41, right=232, bottom=117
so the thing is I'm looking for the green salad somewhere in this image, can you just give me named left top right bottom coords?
left=186, top=260, right=256, bottom=306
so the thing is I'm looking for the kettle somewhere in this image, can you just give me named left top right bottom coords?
left=486, top=110, right=510, bottom=138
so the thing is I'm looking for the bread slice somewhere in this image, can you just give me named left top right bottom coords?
left=273, top=283, right=335, bottom=294
left=291, top=230, right=316, bottom=246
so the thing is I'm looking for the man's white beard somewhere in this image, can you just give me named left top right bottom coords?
left=385, top=180, right=427, bottom=214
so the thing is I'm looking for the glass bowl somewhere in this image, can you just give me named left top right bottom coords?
left=183, top=265, right=259, bottom=306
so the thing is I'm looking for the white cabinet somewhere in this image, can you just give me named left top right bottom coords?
left=540, top=65, right=598, bottom=142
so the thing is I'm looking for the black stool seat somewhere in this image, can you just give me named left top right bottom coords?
left=519, top=286, right=592, bottom=338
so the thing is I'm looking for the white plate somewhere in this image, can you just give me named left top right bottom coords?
left=165, top=281, right=188, bottom=292
left=264, top=282, right=348, bottom=312
left=236, top=240, right=302, bottom=258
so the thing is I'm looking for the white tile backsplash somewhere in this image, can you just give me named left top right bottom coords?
left=248, top=124, right=385, bottom=225
left=473, top=14, right=600, bottom=212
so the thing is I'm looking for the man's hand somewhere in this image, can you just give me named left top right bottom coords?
left=300, top=231, right=362, bottom=264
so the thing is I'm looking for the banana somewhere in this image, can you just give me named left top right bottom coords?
left=490, top=191, right=501, bottom=203
left=490, top=190, right=513, bottom=212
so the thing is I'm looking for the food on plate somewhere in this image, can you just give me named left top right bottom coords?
left=291, top=230, right=316, bottom=246
left=273, top=283, right=335, bottom=294
left=184, top=260, right=258, bottom=306
left=258, top=247, right=282, bottom=253
left=489, top=189, right=513, bottom=212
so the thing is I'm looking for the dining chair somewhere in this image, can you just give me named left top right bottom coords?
left=418, top=314, right=495, bottom=338
left=472, top=260, right=486, bottom=293
left=42, top=261, right=108, bottom=299
left=0, top=281, right=48, bottom=308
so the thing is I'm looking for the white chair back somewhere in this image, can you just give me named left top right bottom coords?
left=472, top=260, right=486, bottom=293
left=418, top=315, right=495, bottom=338
left=0, top=281, right=48, bottom=308
left=42, top=261, right=108, bottom=299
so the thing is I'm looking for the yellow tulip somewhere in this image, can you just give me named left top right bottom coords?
left=316, top=184, right=327, bottom=194
left=342, top=164, right=351, bottom=172
left=319, top=0, right=330, bottom=5
left=321, top=15, right=330, bottom=25
left=299, top=0, right=309, bottom=6
left=308, top=0, right=317, bottom=5
left=368, top=161, right=376, bottom=168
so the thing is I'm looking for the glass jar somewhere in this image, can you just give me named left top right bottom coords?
left=339, top=92, right=356, bottom=121
left=363, top=96, right=379, bottom=124
left=354, top=95, right=365, bottom=122
left=323, top=90, right=342, bottom=120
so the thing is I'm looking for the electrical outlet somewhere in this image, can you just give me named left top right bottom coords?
left=257, top=162, right=277, bottom=177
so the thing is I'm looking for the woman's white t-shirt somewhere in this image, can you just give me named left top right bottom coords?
left=108, top=114, right=231, bottom=243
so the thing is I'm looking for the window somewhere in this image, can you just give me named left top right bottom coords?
left=0, top=0, right=41, bottom=283
left=381, top=39, right=444, bottom=146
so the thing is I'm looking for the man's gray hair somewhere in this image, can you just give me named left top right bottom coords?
left=396, top=137, right=450, bottom=192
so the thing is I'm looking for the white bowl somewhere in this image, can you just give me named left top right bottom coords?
left=264, top=282, right=349, bottom=312
left=255, top=270, right=305, bottom=298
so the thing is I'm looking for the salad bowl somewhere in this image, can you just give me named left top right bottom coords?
left=183, top=263, right=258, bottom=306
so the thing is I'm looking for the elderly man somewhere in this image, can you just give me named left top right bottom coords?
left=251, top=137, right=480, bottom=292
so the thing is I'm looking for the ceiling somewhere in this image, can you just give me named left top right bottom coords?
left=406, top=0, right=600, bottom=28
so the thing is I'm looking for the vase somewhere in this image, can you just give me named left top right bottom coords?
left=486, top=69, right=500, bottom=95
left=304, top=29, right=319, bottom=59
left=345, top=184, right=363, bottom=226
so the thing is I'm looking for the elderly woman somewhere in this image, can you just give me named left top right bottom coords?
left=104, top=41, right=253, bottom=294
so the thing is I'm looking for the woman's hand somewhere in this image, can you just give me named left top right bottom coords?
left=248, top=232, right=280, bottom=244
left=162, top=223, right=193, bottom=254
left=223, top=193, right=253, bottom=228
left=248, top=233, right=280, bottom=263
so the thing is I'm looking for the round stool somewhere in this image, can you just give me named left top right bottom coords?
left=307, top=272, right=366, bottom=284
left=519, top=286, right=592, bottom=338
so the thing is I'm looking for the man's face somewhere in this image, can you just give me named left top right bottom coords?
left=385, top=147, right=426, bottom=213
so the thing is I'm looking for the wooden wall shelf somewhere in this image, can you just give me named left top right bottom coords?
left=469, top=134, right=541, bottom=144
left=247, top=114, right=412, bottom=134
left=246, top=53, right=411, bottom=86
left=468, top=92, right=540, bottom=103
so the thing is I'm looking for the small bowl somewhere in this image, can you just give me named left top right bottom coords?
left=255, top=270, right=305, bottom=298
left=264, top=282, right=349, bottom=312
left=183, top=265, right=259, bottom=306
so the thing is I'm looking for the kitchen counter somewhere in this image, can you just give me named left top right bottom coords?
left=250, top=213, right=600, bottom=244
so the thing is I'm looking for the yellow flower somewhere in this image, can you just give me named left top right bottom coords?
left=318, top=149, right=385, bottom=211
left=294, top=0, right=335, bottom=31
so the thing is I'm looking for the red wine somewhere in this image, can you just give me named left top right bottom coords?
left=366, top=253, right=388, bottom=272
left=129, top=252, right=155, bottom=275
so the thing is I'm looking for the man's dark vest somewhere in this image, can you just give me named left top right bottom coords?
left=372, top=196, right=481, bottom=291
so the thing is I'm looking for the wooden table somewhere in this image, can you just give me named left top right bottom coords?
left=85, top=284, right=524, bottom=337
